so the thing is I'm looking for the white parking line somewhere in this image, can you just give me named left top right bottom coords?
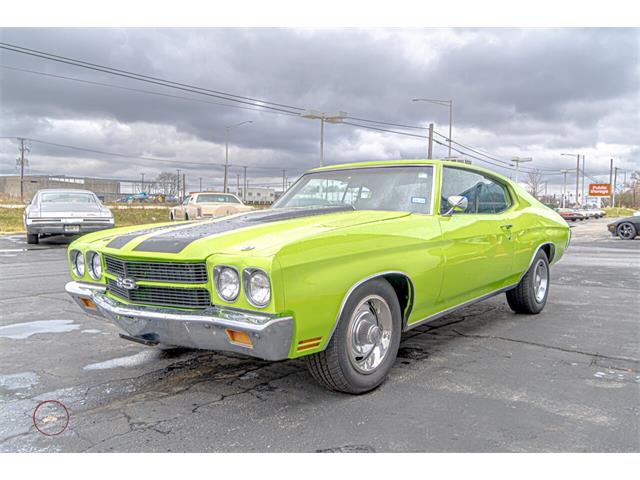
left=0, top=248, right=26, bottom=253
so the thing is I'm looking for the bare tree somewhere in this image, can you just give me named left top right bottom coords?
left=155, top=172, right=179, bottom=195
left=525, top=169, right=544, bottom=198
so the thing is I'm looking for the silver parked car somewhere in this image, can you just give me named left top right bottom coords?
left=23, top=189, right=114, bottom=244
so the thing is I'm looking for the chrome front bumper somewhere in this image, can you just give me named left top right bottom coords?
left=65, top=281, right=293, bottom=361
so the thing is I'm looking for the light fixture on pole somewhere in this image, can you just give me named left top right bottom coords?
left=511, top=157, right=533, bottom=183
left=561, top=153, right=581, bottom=207
left=300, top=110, right=347, bottom=166
left=224, top=120, right=253, bottom=193
left=412, top=98, right=453, bottom=158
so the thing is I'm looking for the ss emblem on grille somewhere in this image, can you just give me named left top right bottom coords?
left=116, top=276, right=137, bottom=290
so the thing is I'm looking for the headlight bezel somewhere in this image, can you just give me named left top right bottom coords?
left=243, top=268, right=271, bottom=308
left=213, top=265, right=241, bottom=302
left=70, top=249, right=85, bottom=277
left=87, top=251, right=103, bottom=280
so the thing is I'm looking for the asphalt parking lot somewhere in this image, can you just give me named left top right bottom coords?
left=0, top=217, right=638, bottom=452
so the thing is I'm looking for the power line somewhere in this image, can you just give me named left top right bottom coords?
left=0, top=42, right=304, bottom=113
left=0, top=65, right=299, bottom=118
left=0, top=43, right=301, bottom=116
left=0, top=136, right=302, bottom=172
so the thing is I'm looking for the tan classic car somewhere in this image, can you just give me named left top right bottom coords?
left=170, top=192, right=253, bottom=220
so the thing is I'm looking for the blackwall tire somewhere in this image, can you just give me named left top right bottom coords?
left=305, top=278, right=402, bottom=394
left=506, top=249, right=550, bottom=314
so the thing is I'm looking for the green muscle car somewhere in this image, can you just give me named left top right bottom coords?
left=65, top=160, right=570, bottom=393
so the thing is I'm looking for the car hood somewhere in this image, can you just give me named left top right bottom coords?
left=84, top=206, right=411, bottom=259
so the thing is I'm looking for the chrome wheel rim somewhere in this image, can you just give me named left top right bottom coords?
left=533, top=259, right=548, bottom=303
left=619, top=223, right=634, bottom=239
left=346, top=295, right=393, bottom=374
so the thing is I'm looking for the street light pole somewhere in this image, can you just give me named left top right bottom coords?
left=561, top=169, right=568, bottom=208
left=511, top=157, right=533, bottom=183
left=561, top=153, right=581, bottom=207
left=223, top=120, right=253, bottom=193
left=412, top=98, right=453, bottom=158
left=301, top=110, right=347, bottom=166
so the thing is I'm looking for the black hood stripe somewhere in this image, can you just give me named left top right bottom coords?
left=132, top=205, right=354, bottom=254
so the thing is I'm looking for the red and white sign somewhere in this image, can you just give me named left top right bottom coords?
left=588, top=183, right=611, bottom=197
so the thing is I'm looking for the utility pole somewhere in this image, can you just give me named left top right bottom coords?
left=613, top=167, right=618, bottom=208
left=427, top=123, right=434, bottom=159
left=243, top=166, right=247, bottom=201
left=182, top=173, right=186, bottom=198
left=18, top=138, right=29, bottom=202
left=199, top=177, right=202, bottom=191
left=141, top=173, right=145, bottom=193
left=581, top=155, right=585, bottom=206
left=282, top=169, right=286, bottom=193
left=561, top=169, right=568, bottom=208
left=609, top=158, right=614, bottom=207
left=236, top=174, right=240, bottom=195
left=412, top=99, right=453, bottom=157
left=176, top=169, right=180, bottom=198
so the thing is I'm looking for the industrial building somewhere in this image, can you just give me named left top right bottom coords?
left=0, top=174, right=121, bottom=202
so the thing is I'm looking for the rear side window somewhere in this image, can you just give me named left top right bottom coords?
left=440, top=167, right=511, bottom=214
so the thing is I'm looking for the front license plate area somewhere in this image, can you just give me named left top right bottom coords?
left=64, top=225, right=80, bottom=232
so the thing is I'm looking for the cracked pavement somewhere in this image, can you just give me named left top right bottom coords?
left=0, top=218, right=638, bottom=452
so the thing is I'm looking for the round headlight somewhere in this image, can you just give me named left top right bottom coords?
left=88, top=251, right=102, bottom=280
left=245, top=269, right=271, bottom=308
left=215, top=266, right=240, bottom=302
left=71, top=250, right=85, bottom=277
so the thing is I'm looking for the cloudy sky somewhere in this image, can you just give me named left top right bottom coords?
left=0, top=28, right=638, bottom=193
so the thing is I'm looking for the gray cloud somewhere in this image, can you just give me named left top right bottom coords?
left=0, top=27, right=638, bottom=191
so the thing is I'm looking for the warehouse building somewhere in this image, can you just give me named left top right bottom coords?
left=0, top=174, right=121, bottom=202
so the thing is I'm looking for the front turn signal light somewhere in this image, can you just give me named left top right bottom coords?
left=225, top=329, right=253, bottom=348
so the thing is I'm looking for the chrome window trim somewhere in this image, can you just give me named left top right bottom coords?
left=438, top=165, right=515, bottom=216
left=274, top=164, right=437, bottom=216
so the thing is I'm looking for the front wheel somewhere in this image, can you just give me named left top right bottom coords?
left=617, top=222, right=637, bottom=240
left=506, top=249, right=550, bottom=314
left=26, top=233, right=39, bottom=244
left=306, top=278, right=401, bottom=394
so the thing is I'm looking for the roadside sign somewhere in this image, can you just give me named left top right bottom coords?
left=588, top=183, right=611, bottom=197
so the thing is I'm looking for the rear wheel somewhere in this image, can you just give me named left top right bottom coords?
left=617, top=222, right=637, bottom=240
left=306, top=278, right=401, bottom=394
left=26, top=233, right=39, bottom=244
left=506, top=249, right=549, bottom=314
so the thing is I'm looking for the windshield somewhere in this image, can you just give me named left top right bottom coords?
left=274, top=165, right=434, bottom=214
left=195, top=194, right=240, bottom=204
left=40, top=192, right=97, bottom=204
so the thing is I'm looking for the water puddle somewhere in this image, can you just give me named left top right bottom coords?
left=83, top=350, right=157, bottom=370
left=0, top=320, right=80, bottom=340
left=0, top=371, right=39, bottom=390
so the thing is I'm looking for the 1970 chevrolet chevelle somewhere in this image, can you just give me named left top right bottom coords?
left=66, top=160, right=570, bottom=393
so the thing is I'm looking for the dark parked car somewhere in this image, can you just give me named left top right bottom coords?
left=608, top=217, right=640, bottom=240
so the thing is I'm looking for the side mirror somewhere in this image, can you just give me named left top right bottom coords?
left=443, top=195, right=468, bottom=216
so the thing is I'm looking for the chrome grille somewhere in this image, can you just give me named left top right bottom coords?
left=107, top=279, right=211, bottom=309
left=104, top=255, right=208, bottom=284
